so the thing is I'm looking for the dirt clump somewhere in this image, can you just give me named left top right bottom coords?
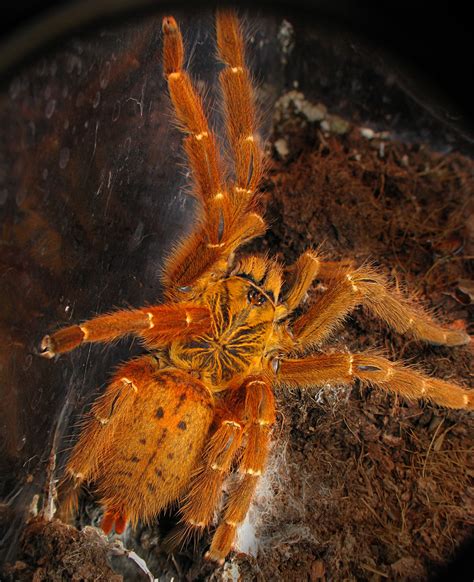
left=3, top=517, right=122, bottom=581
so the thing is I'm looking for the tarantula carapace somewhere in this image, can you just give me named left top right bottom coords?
left=40, top=10, right=472, bottom=563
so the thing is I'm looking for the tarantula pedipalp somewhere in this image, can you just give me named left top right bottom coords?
left=40, top=10, right=472, bottom=563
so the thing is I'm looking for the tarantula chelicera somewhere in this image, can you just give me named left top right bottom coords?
left=40, top=10, right=472, bottom=563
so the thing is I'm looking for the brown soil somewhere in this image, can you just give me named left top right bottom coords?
left=250, top=113, right=474, bottom=581
left=6, top=105, right=473, bottom=582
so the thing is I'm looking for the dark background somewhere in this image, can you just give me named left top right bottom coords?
left=1, top=1, right=472, bottom=140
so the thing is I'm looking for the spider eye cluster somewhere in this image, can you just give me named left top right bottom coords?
left=247, top=287, right=266, bottom=306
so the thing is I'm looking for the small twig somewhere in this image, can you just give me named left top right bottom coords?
left=360, top=497, right=386, bottom=529
left=110, top=539, right=157, bottom=581
left=422, top=255, right=474, bottom=285
left=360, top=563, right=389, bottom=578
left=422, top=418, right=445, bottom=478
left=171, top=554, right=183, bottom=579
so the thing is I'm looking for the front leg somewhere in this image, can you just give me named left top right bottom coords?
left=291, top=265, right=469, bottom=349
left=161, top=15, right=266, bottom=295
left=40, top=303, right=211, bottom=357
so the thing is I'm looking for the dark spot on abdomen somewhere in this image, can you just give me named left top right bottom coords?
left=139, top=438, right=146, bottom=445
left=157, top=428, right=168, bottom=446
left=131, top=456, right=140, bottom=463
left=177, top=421, right=187, bottom=430
left=156, top=407, right=164, bottom=419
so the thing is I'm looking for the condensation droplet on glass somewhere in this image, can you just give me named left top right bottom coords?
left=17, top=435, right=27, bottom=452
left=112, top=100, right=121, bottom=122
left=84, top=120, right=89, bottom=129
left=64, top=119, right=70, bottom=130
left=59, top=147, right=70, bottom=169
left=23, top=354, right=33, bottom=371
left=100, top=61, right=111, bottom=89
left=62, top=86, right=69, bottom=99
left=42, top=168, right=48, bottom=180
left=0, top=189, right=8, bottom=205
left=44, top=86, right=52, bottom=100
left=9, top=78, right=22, bottom=100
left=45, top=99, right=56, bottom=119
left=67, top=54, right=82, bottom=75
left=93, top=91, right=101, bottom=109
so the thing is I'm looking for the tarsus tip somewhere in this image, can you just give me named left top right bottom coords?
left=204, top=550, right=225, bottom=565
left=162, top=16, right=178, bottom=33
left=39, top=335, right=56, bottom=358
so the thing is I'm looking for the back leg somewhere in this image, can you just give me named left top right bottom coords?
left=207, top=376, right=275, bottom=562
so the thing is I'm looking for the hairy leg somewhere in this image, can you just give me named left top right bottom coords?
left=40, top=303, right=210, bottom=357
left=161, top=15, right=265, bottom=295
left=207, top=375, right=275, bottom=562
left=163, top=411, right=244, bottom=550
left=216, top=9, right=263, bottom=196
left=290, top=265, right=469, bottom=350
left=278, top=352, right=473, bottom=409
left=164, top=375, right=275, bottom=561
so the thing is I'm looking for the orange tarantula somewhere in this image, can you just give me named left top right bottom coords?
left=40, top=9, right=472, bottom=563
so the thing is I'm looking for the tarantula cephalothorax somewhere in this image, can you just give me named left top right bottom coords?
left=40, top=10, right=472, bottom=563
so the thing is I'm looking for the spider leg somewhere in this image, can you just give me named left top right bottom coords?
left=58, top=356, right=158, bottom=524
left=39, top=303, right=210, bottom=357
left=216, top=9, right=263, bottom=199
left=278, top=353, right=473, bottom=410
left=164, top=376, right=275, bottom=562
left=207, top=375, right=275, bottom=563
left=281, top=250, right=357, bottom=314
left=161, top=15, right=266, bottom=295
left=290, top=265, right=470, bottom=350
left=169, top=411, right=244, bottom=544
left=281, top=250, right=322, bottom=313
